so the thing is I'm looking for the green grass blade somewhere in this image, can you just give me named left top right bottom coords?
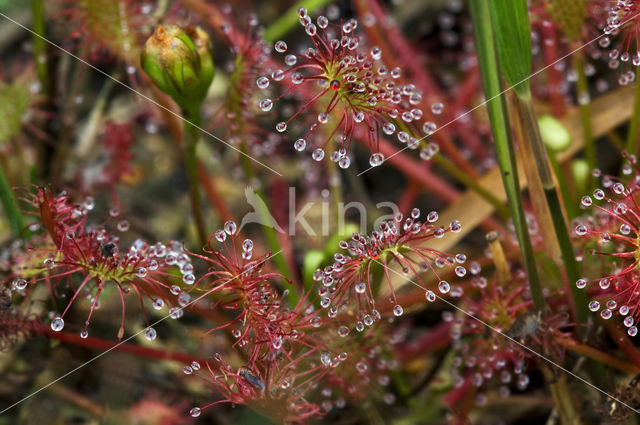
left=470, top=0, right=545, bottom=310
left=488, top=0, right=532, bottom=97
left=0, top=165, right=26, bottom=239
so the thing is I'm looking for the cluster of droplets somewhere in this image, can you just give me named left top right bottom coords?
left=314, top=208, right=464, bottom=333
left=256, top=7, right=443, bottom=168
left=573, top=162, right=640, bottom=336
left=599, top=0, right=640, bottom=85
left=49, top=237, right=194, bottom=335
left=446, top=311, right=530, bottom=404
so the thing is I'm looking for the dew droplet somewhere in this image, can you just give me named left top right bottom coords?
left=369, top=153, right=384, bottom=167
left=438, top=280, right=450, bottom=294
left=256, top=76, right=269, bottom=89
left=275, top=41, right=287, bottom=53
left=190, top=407, right=201, bottom=417
left=12, top=278, right=27, bottom=290
left=425, top=290, right=436, bottom=302
left=259, top=99, right=273, bottom=111
left=393, top=305, right=403, bottom=316
left=51, top=316, right=64, bottom=332
left=312, top=148, right=325, bottom=161
left=455, top=266, right=467, bottom=277
left=294, top=138, right=306, bottom=151
left=145, top=327, right=157, bottom=340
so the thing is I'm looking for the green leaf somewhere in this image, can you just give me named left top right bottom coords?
left=303, top=249, right=325, bottom=291
left=539, top=115, right=571, bottom=152
left=0, top=165, right=25, bottom=239
left=470, top=0, right=545, bottom=310
left=489, top=0, right=532, bottom=97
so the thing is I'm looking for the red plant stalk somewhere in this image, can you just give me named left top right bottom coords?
left=197, top=162, right=235, bottom=224
left=601, top=319, right=640, bottom=369
left=34, top=323, right=206, bottom=365
left=539, top=18, right=567, bottom=117
left=397, top=180, right=421, bottom=216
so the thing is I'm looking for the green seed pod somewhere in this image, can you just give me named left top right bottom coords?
left=141, top=25, right=215, bottom=112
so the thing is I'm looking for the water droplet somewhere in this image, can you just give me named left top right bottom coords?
left=338, top=157, right=350, bottom=169
left=183, top=366, right=193, bottom=375
left=423, top=121, right=437, bottom=135
left=575, top=225, right=588, bottom=236
left=393, top=305, right=403, bottom=316
left=355, top=282, right=366, bottom=294
left=117, top=220, right=130, bottom=232
left=145, top=327, right=157, bottom=340
left=294, top=138, right=306, bottom=151
left=438, top=281, right=450, bottom=294
left=338, top=326, right=349, bottom=337
left=259, top=99, right=273, bottom=111
left=369, top=153, right=384, bottom=167
left=312, top=148, right=325, bottom=161
left=273, top=336, right=283, bottom=349
left=271, top=69, right=284, bottom=80
left=12, top=278, right=27, bottom=290
left=629, top=327, right=638, bottom=337
left=575, top=279, right=587, bottom=289
left=425, top=290, right=436, bottom=302
left=275, top=41, right=287, bottom=53
left=382, top=122, right=395, bottom=135
left=305, top=23, right=317, bottom=36
left=153, top=299, right=164, bottom=310
left=51, top=316, right=64, bottom=332
left=80, top=330, right=88, bottom=339
left=190, top=407, right=201, bottom=417
left=256, top=76, right=269, bottom=89
left=318, top=112, right=329, bottom=124
left=276, top=122, right=287, bottom=132
left=135, top=267, right=147, bottom=278
left=317, top=15, right=328, bottom=28
left=588, top=300, right=600, bottom=312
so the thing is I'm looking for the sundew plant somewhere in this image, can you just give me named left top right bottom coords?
left=5, top=0, right=640, bottom=424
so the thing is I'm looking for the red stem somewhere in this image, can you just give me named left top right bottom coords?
left=197, top=161, right=235, bottom=223
left=539, top=21, right=566, bottom=117
left=33, top=322, right=207, bottom=365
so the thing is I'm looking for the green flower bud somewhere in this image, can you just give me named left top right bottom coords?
left=141, top=25, right=215, bottom=112
left=538, top=114, right=571, bottom=153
